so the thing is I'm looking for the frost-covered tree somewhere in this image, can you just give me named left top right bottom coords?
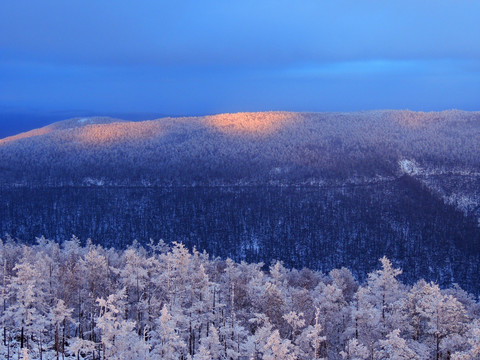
left=245, top=313, right=274, bottom=360
left=340, top=338, right=369, bottom=360
left=0, top=239, right=476, bottom=359
left=349, top=286, right=382, bottom=358
left=313, top=282, right=348, bottom=356
left=374, top=329, right=418, bottom=359
left=151, top=304, right=186, bottom=360
left=3, top=247, right=48, bottom=352
left=47, top=299, right=73, bottom=360
left=119, top=247, right=150, bottom=326
left=67, top=337, right=97, bottom=360
left=96, top=289, right=149, bottom=360
left=197, top=325, right=222, bottom=359
left=78, top=246, right=111, bottom=342
left=416, top=282, right=467, bottom=359
left=283, top=311, right=305, bottom=343
left=364, top=257, right=406, bottom=336
left=263, top=329, right=296, bottom=360
left=297, top=307, right=325, bottom=359
left=451, top=320, right=480, bottom=359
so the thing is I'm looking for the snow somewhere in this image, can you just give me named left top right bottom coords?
left=399, top=159, right=419, bottom=175
left=82, top=177, right=105, bottom=186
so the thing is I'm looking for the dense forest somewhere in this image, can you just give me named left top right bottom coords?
left=0, top=238, right=479, bottom=360
left=1, top=111, right=480, bottom=294
left=1, top=182, right=480, bottom=295
left=1, top=111, right=479, bottom=186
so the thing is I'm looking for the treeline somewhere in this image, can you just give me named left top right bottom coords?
left=1, top=111, right=480, bottom=185
left=0, top=237, right=479, bottom=359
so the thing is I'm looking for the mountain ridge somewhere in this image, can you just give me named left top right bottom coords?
left=1, top=110, right=479, bottom=186
left=2, top=109, right=478, bottom=144
left=0, top=116, right=125, bottom=146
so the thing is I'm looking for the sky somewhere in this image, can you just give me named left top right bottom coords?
left=1, top=0, right=480, bottom=136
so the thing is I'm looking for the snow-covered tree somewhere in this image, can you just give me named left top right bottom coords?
left=263, top=329, right=296, bottom=360
left=67, top=337, right=97, bottom=360
left=47, top=299, right=73, bottom=360
left=197, top=325, right=222, bottom=359
left=298, top=307, right=326, bottom=359
left=416, top=282, right=467, bottom=359
left=3, top=247, right=48, bottom=351
left=374, top=329, right=418, bottom=359
left=96, top=289, right=149, bottom=360
left=245, top=313, right=274, bottom=360
left=364, top=257, right=406, bottom=336
left=0, top=240, right=476, bottom=360
left=340, top=338, right=369, bottom=360
left=151, top=304, right=186, bottom=359
left=313, top=282, right=348, bottom=356
left=451, top=320, right=480, bottom=359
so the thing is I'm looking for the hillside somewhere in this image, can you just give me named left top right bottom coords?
left=1, top=110, right=479, bottom=186
left=1, top=110, right=480, bottom=292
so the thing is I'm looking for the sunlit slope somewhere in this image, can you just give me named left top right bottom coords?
left=0, top=110, right=479, bottom=185
left=0, top=117, right=125, bottom=146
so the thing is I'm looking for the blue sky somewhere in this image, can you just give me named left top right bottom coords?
left=1, top=0, right=479, bottom=129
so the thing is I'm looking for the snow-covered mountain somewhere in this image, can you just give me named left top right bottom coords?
left=1, top=110, right=479, bottom=185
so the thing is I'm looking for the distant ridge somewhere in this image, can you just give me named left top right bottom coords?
left=0, top=117, right=124, bottom=146
left=1, top=110, right=479, bottom=186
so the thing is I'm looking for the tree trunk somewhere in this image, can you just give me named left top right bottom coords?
left=55, top=324, right=59, bottom=360
left=62, top=319, right=66, bottom=360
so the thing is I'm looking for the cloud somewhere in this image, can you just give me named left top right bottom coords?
left=1, top=0, right=480, bottom=67
left=279, top=59, right=480, bottom=78
left=0, top=1, right=479, bottom=114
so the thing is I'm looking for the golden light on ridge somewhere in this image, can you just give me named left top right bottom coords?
left=0, top=127, right=51, bottom=146
left=204, top=112, right=294, bottom=135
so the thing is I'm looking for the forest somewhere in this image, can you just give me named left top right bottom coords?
left=0, top=237, right=479, bottom=360
left=1, top=180, right=480, bottom=294
left=1, top=111, right=480, bottom=358
left=1, top=111, right=480, bottom=186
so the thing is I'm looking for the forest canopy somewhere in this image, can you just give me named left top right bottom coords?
left=1, top=110, right=479, bottom=186
left=0, top=237, right=478, bottom=359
